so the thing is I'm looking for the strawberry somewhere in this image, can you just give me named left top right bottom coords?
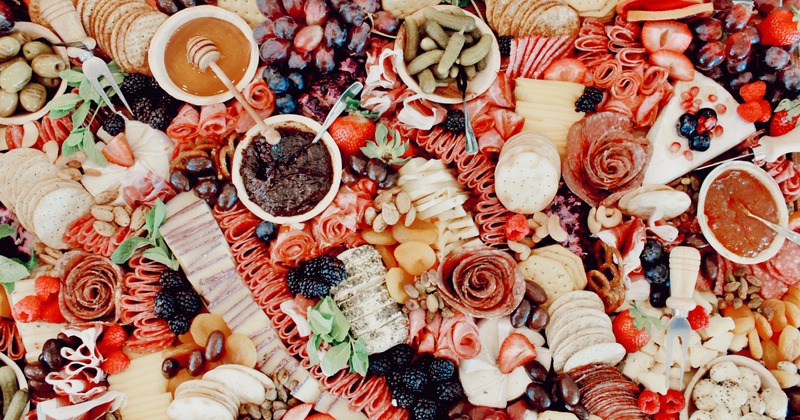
left=612, top=302, right=663, bottom=353
left=282, top=403, right=314, bottom=420
left=739, top=81, right=767, bottom=102
left=361, top=123, right=412, bottom=167
left=543, top=58, right=588, bottom=83
left=101, top=349, right=131, bottom=375
left=659, top=388, right=686, bottom=414
left=97, top=324, right=128, bottom=357
left=328, top=114, right=376, bottom=157
left=497, top=332, right=537, bottom=374
left=504, top=214, right=530, bottom=242
left=687, top=305, right=709, bottom=330
left=653, top=413, right=679, bottom=420
left=39, top=300, right=66, bottom=324
left=34, top=275, right=60, bottom=302
left=637, top=389, right=661, bottom=415
left=737, top=102, right=763, bottom=123
left=641, top=21, right=692, bottom=54
left=102, top=133, right=135, bottom=167
left=648, top=50, right=695, bottom=81
left=769, top=97, right=800, bottom=136
left=757, top=8, right=800, bottom=47
left=306, top=414, right=336, bottom=420
left=11, top=295, right=42, bottom=323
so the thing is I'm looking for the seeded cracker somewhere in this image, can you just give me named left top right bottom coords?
left=216, top=0, right=264, bottom=27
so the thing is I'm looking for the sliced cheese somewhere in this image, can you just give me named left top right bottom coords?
left=627, top=2, right=713, bottom=21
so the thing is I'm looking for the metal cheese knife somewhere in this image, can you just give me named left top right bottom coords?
left=696, top=125, right=800, bottom=170
left=312, top=82, right=363, bottom=144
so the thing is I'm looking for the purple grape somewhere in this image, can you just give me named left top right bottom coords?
left=256, top=0, right=283, bottom=18
left=693, top=18, right=723, bottom=42
left=347, top=22, right=370, bottom=54
left=725, top=58, right=748, bottom=74
left=764, top=47, right=790, bottom=70
left=780, top=67, right=800, bottom=91
left=754, top=0, right=781, bottom=16
left=259, top=38, right=290, bottom=65
left=287, top=49, right=311, bottom=70
left=304, top=0, right=328, bottom=26
left=324, top=17, right=348, bottom=48
left=314, top=46, right=336, bottom=73
left=724, top=32, right=750, bottom=62
left=339, top=3, right=366, bottom=27
left=724, top=4, right=750, bottom=31
left=372, top=10, right=399, bottom=34
left=273, top=16, right=299, bottom=39
left=696, top=41, right=725, bottom=70
left=281, top=0, right=304, bottom=20
left=252, top=19, right=275, bottom=44
left=352, top=0, right=379, bottom=13
left=729, top=71, right=753, bottom=90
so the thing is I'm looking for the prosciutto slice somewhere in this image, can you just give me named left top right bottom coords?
left=56, top=251, right=123, bottom=323
left=436, top=247, right=525, bottom=318
left=166, top=104, right=199, bottom=141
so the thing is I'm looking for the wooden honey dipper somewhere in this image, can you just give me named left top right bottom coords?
left=186, top=36, right=279, bottom=144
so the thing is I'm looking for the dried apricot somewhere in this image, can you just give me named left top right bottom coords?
left=761, top=299, right=788, bottom=333
left=724, top=304, right=754, bottom=320
left=394, top=241, right=437, bottom=276
left=190, top=313, right=232, bottom=347
left=762, top=339, right=780, bottom=369
left=385, top=267, right=415, bottom=304
left=392, top=218, right=438, bottom=244
left=733, top=316, right=756, bottom=335
left=754, top=311, right=774, bottom=341
left=223, top=333, right=257, bottom=367
left=778, top=326, right=800, bottom=362
left=784, top=300, right=800, bottom=328
left=362, top=229, right=397, bottom=246
left=749, top=329, right=763, bottom=360
left=375, top=245, right=397, bottom=268
left=787, top=285, right=800, bottom=302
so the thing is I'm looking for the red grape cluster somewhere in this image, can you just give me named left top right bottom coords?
left=689, top=0, right=800, bottom=104
left=253, top=0, right=399, bottom=74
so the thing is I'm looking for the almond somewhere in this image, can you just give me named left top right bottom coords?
left=130, top=206, right=148, bottom=231
left=93, top=220, right=116, bottom=237
left=91, top=205, right=115, bottom=222
left=113, top=206, right=130, bottom=227
left=94, top=186, right=119, bottom=205
left=395, top=192, right=412, bottom=214
left=382, top=202, right=401, bottom=225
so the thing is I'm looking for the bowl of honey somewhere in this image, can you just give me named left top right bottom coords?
left=148, top=6, right=258, bottom=106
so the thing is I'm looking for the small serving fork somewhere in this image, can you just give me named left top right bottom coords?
left=67, top=42, right=133, bottom=115
left=663, top=246, right=701, bottom=390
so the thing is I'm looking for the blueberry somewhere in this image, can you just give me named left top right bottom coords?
left=275, top=94, right=297, bottom=114
left=640, top=238, right=664, bottom=265
left=650, top=283, right=669, bottom=308
left=255, top=221, right=277, bottom=243
left=677, top=113, right=697, bottom=138
left=688, top=132, right=711, bottom=152
left=287, top=72, right=304, bottom=91
left=645, top=263, right=669, bottom=285
left=267, top=75, right=291, bottom=94
left=262, top=66, right=281, bottom=82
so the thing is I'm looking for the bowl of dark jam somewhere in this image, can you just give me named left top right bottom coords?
left=231, top=115, right=342, bottom=224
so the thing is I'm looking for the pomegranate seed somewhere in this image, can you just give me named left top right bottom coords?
left=684, top=150, right=694, bottom=161
left=715, top=104, right=727, bottom=114
left=708, top=94, right=718, bottom=102
left=714, top=125, right=724, bottom=136
left=682, top=92, right=693, bottom=101
left=670, top=142, right=682, bottom=153
left=689, top=86, right=700, bottom=96
left=681, top=100, right=693, bottom=111
left=693, top=99, right=702, bottom=106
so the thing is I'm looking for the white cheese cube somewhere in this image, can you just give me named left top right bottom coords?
left=703, top=331, right=734, bottom=353
left=639, top=371, right=668, bottom=395
left=729, top=333, right=748, bottom=352
left=640, top=340, right=659, bottom=357
left=704, top=316, right=736, bottom=338
left=690, top=345, right=718, bottom=369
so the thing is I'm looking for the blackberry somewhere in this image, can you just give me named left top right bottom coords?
left=153, top=290, right=177, bottom=320
left=147, top=107, right=171, bottom=132
left=386, top=344, right=414, bottom=369
left=436, top=381, right=463, bottom=404
left=159, top=270, right=186, bottom=291
left=428, top=358, right=455, bottom=382
left=167, top=314, right=191, bottom=335
left=174, top=289, right=203, bottom=316
left=285, top=269, right=330, bottom=298
left=102, top=113, right=125, bottom=136
left=410, top=399, right=438, bottom=420
left=399, top=368, right=428, bottom=393
left=574, top=87, right=604, bottom=112
left=301, top=255, right=346, bottom=287
left=132, top=97, right=155, bottom=122
left=443, top=109, right=465, bottom=133
left=498, top=36, right=512, bottom=57
left=386, top=370, right=403, bottom=390
left=391, top=388, right=418, bottom=409
left=368, top=353, right=391, bottom=377
left=412, top=353, right=434, bottom=373
left=121, top=74, right=157, bottom=98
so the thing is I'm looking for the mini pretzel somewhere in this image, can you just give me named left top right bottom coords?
left=587, top=242, right=625, bottom=313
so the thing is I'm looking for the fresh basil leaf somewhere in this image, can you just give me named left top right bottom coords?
left=0, top=255, right=30, bottom=284
left=308, top=307, right=333, bottom=336
left=330, top=307, right=350, bottom=343
left=142, top=247, right=179, bottom=270
left=111, top=236, right=151, bottom=264
left=349, top=338, right=369, bottom=376
left=64, top=128, right=84, bottom=147
left=320, top=341, right=351, bottom=377
left=71, top=101, right=91, bottom=129
left=59, top=69, right=85, bottom=86
left=150, top=200, right=167, bottom=235
left=62, top=142, right=80, bottom=158
left=46, top=93, right=81, bottom=114
left=0, top=224, right=15, bottom=240
left=22, top=250, right=37, bottom=272
left=82, top=130, right=108, bottom=166
left=307, top=334, right=322, bottom=365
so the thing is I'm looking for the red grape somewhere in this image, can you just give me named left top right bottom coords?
left=765, top=46, right=790, bottom=70
left=295, top=25, right=324, bottom=53
left=287, top=49, right=311, bottom=70
left=372, top=10, right=400, bottom=34
left=324, top=18, right=348, bottom=48
left=352, top=0, right=379, bottom=13
left=347, top=22, right=370, bottom=54
left=780, top=67, right=800, bottom=90
left=713, top=0, right=734, bottom=12
left=260, top=38, right=290, bottom=65
left=256, top=0, right=284, bottom=19
left=315, top=46, right=336, bottom=73
left=754, top=0, right=781, bottom=16
left=281, top=0, right=304, bottom=20
left=252, top=19, right=275, bottom=44
left=693, top=18, right=722, bottom=42
left=696, top=41, right=725, bottom=70
left=725, top=32, right=751, bottom=61
left=304, top=0, right=329, bottom=26
left=724, top=4, right=750, bottom=32
left=273, top=16, right=299, bottom=39
left=743, top=26, right=759, bottom=44
left=705, top=66, right=725, bottom=80
left=339, top=3, right=366, bottom=27
left=725, top=58, right=748, bottom=74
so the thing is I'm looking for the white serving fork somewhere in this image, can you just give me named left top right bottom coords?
left=663, top=246, right=701, bottom=390
left=67, top=43, right=134, bottom=115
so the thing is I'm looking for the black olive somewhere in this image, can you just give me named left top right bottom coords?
left=194, top=179, right=218, bottom=199
left=217, top=183, right=237, bottom=210
left=170, top=171, right=192, bottom=192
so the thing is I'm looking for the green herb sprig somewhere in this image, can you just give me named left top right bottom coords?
left=0, top=224, right=37, bottom=294
left=111, top=200, right=179, bottom=270
left=45, top=61, right=127, bottom=166
left=306, top=296, right=369, bottom=377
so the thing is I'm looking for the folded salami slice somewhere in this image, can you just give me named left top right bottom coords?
left=436, top=247, right=525, bottom=318
left=57, top=250, right=123, bottom=323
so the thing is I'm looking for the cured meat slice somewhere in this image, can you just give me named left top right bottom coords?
left=56, top=251, right=124, bottom=323
left=436, top=247, right=525, bottom=318
left=166, top=104, right=199, bottom=141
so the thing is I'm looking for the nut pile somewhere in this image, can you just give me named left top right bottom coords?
left=88, top=188, right=148, bottom=237
left=364, top=187, right=414, bottom=232
left=507, top=212, right=569, bottom=261
left=237, top=366, right=301, bottom=420
left=400, top=269, right=454, bottom=322
left=718, top=268, right=764, bottom=310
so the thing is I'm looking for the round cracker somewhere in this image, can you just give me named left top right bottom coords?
left=167, top=395, right=234, bottom=420
left=563, top=342, right=627, bottom=373
left=17, top=178, right=66, bottom=229
left=549, top=326, right=614, bottom=353
left=548, top=297, right=607, bottom=327
left=548, top=290, right=604, bottom=315
left=31, top=186, right=93, bottom=249
left=553, top=333, right=615, bottom=372
left=546, top=309, right=610, bottom=347
left=11, top=157, right=53, bottom=201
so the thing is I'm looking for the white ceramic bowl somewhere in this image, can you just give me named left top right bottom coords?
left=0, top=352, right=30, bottom=416
left=394, top=5, right=500, bottom=104
left=697, top=161, right=788, bottom=265
left=148, top=6, right=258, bottom=106
left=0, top=22, right=69, bottom=126
left=681, top=355, right=784, bottom=420
left=231, top=115, right=342, bottom=225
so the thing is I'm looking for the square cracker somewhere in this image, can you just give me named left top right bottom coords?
left=216, top=0, right=265, bottom=27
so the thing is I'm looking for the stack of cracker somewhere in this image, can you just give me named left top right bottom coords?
left=485, top=0, right=579, bottom=37
left=76, top=0, right=167, bottom=75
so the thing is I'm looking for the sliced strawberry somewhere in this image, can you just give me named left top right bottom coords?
left=306, top=414, right=336, bottom=420
left=497, top=332, right=537, bottom=374
left=641, top=21, right=693, bottom=54
left=282, top=403, right=314, bottom=420
left=542, top=58, right=588, bottom=83
left=102, top=133, right=135, bottom=167
left=649, top=50, right=695, bottom=81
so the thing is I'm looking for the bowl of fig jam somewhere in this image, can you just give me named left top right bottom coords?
left=698, top=161, right=788, bottom=265
left=231, top=115, right=342, bottom=224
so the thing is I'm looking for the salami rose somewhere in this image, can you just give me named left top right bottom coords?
left=436, top=247, right=525, bottom=318
left=56, top=251, right=123, bottom=323
left=562, top=112, right=652, bottom=207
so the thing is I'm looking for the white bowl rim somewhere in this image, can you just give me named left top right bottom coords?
left=393, top=5, right=501, bottom=105
left=148, top=5, right=259, bottom=106
left=0, top=22, right=70, bottom=126
left=681, top=355, right=784, bottom=420
left=231, top=114, right=343, bottom=225
left=696, top=161, right=788, bottom=265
